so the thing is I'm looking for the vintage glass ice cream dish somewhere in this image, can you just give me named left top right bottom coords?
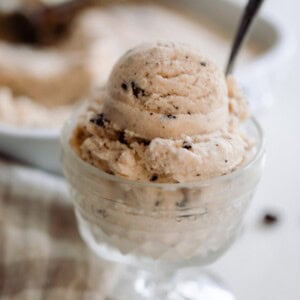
left=61, top=111, right=265, bottom=299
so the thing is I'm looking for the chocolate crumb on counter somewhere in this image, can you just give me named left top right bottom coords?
left=121, top=83, right=128, bottom=91
left=150, top=175, right=158, bottom=182
left=200, top=61, right=207, bottom=67
left=263, top=213, right=279, bottom=226
left=131, top=81, right=146, bottom=98
left=90, top=113, right=109, bottom=128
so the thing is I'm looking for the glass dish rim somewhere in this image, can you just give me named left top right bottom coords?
left=61, top=113, right=264, bottom=189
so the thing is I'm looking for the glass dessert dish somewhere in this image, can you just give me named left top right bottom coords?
left=61, top=110, right=265, bottom=299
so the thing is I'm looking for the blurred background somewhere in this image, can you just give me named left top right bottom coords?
left=0, top=0, right=299, bottom=299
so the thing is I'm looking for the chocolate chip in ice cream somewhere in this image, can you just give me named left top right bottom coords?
left=131, top=81, right=145, bottom=98
left=97, top=209, right=108, bottom=218
left=121, top=83, right=128, bottom=91
left=154, top=200, right=161, bottom=207
left=117, top=131, right=128, bottom=145
left=150, top=175, right=158, bottom=182
left=200, top=61, right=207, bottom=67
left=140, top=139, right=151, bottom=146
left=90, top=113, right=109, bottom=128
left=183, top=141, right=192, bottom=150
left=166, top=114, right=176, bottom=119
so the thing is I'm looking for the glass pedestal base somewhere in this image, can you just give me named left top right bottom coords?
left=108, top=267, right=235, bottom=300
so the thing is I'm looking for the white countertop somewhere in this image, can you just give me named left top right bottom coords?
left=212, top=1, right=300, bottom=299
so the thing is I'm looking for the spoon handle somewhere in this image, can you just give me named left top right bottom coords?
left=225, top=0, right=265, bottom=75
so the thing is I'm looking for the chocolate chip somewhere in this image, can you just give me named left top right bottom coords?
left=200, top=61, right=207, bottom=66
left=166, top=114, right=176, bottom=119
left=185, top=55, right=189, bottom=59
left=174, top=106, right=179, bottom=110
left=140, top=139, right=151, bottom=146
left=150, top=175, right=158, bottom=182
left=196, top=174, right=201, bottom=176
left=117, top=131, right=127, bottom=145
left=121, top=83, right=128, bottom=91
left=187, top=111, right=191, bottom=115
left=263, top=213, right=279, bottom=225
left=149, top=112, right=153, bottom=116
left=183, top=145, right=192, bottom=150
left=155, top=200, right=161, bottom=207
left=215, top=144, right=219, bottom=147
left=97, top=209, right=108, bottom=218
left=183, top=141, right=192, bottom=150
left=90, top=113, right=109, bottom=128
left=131, top=81, right=145, bottom=98
left=225, top=160, right=228, bottom=163
left=87, top=150, right=92, bottom=159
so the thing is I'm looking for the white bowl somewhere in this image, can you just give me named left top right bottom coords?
left=0, top=126, right=61, bottom=173
left=0, top=0, right=296, bottom=173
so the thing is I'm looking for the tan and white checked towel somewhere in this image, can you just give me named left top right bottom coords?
left=0, top=160, right=119, bottom=300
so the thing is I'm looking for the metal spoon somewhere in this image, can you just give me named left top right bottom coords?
left=225, top=0, right=265, bottom=75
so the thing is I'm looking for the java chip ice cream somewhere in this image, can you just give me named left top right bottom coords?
left=62, top=41, right=263, bottom=263
left=71, top=42, right=250, bottom=183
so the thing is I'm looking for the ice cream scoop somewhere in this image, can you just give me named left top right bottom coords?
left=104, top=42, right=229, bottom=139
left=71, top=41, right=251, bottom=183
